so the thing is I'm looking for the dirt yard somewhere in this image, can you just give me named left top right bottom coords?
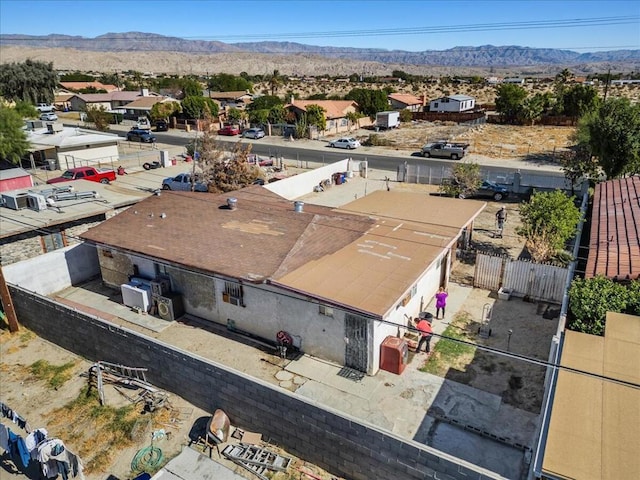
left=0, top=329, right=339, bottom=480
left=353, top=122, right=576, bottom=161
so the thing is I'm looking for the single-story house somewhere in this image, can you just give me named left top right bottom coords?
left=0, top=168, right=33, bottom=193
left=80, top=187, right=484, bottom=375
left=285, top=100, right=370, bottom=135
left=119, top=97, right=181, bottom=119
left=208, top=91, right=254, bottom=110
left=429, top=95, right=476, bottom=113
left=0, top=179, right=146, bottom=266
left=539, top=311, right=640, bottom=479
left=388, top=93, right=423, bottom=112
left=59, top=81, right=119, bottom=93
left=54, top=94, right=74, bottom=112
left=502, top=78, right=526, bottom=85
left=26, top=126, right=120, bottom=170
left=69, top=89, right=160, bottom=112
left=585, top=176, right=640, bottom=281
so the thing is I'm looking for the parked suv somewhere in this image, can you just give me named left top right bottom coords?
left=154, top=120, right=169, bottom=131
left=459, top=180, right=509, bottom=201
left=242, top=128, right=265, bottom=139
left=127, top=129, right=156, bottom=143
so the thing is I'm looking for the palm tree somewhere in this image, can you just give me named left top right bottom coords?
left=268, top=70, right=282, bottom=96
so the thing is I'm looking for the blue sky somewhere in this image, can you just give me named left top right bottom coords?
left=1, top=0, right=638, bottom=52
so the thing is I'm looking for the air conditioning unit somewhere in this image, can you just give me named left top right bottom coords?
left=150, top=276, right=171, bottom=296
left=46, top=123, right=63, bottom=134
left=27, top=193, right=48, bottom=211
left=1, top=193, right=29, bottom=210
left=121, top=283, right=152, bottom=312
left=155, top=294, right=184, bottom=322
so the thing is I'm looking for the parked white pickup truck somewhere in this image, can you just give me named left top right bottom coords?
left=421, top=141, right=469, bottom=160
left=36, top=103, right=55, bottom=113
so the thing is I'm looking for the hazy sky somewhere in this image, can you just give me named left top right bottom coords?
left=1, top=0, right=638, bottom=52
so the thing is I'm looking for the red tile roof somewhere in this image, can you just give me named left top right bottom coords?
left=388, top=93, right=422, bottom=106
left=285, top=100, right=358, bottom=119
left=586, top=176, right=640, bottom=280
left=60, top=81, right=119, bottom=92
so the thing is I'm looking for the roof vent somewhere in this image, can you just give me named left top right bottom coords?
left=227, top=198, right=237, bottom=210
left=294, top=201, right=304, bottom=213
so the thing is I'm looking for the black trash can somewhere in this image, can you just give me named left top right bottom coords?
left=419, top=312, right=434, bottom=324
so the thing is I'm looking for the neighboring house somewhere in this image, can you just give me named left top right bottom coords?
left=0, top=168, right=33, bottom=193
left=120, top=97, right=181, bottom=120
left=429, top=95, right=476, bottom=113
left=585, top=176, right=640, bottom=281
left=502, top=78, right=526, bottom=85
left=80, top=187, right=484, bottom=375
left=26, top=126, right=120, bottom=170
left=538, top=312, right=640, bottom=479
left=0, top=179, right=144, bottom=266
left=208, top=91, right=254, bottom=110
left=285, top=100, right=369, bottom=135
left=59, top=81, right=119, bottom=93
left=69, top=89, right=159, bottom=112
left=53, top=94, right=74, bottom=112
left=388, top=93, right=423, bottom=112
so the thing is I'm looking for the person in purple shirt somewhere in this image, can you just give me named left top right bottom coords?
left=435, top=287, right=448, bottom=319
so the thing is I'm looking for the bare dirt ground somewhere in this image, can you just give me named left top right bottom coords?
left=0, top=329, right=340, bottom=480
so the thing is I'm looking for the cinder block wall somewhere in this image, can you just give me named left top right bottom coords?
left=10, top=286, right=500, bottom=480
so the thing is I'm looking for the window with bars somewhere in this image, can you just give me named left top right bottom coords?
left=41, top=232, right=67, bottom=253
left=223, top=281, right=244, bottom=307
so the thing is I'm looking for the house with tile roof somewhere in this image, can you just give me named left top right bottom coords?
left=69, top=89, right=160, bottom=112
left=285, top=99, right=370, bottom=135
left=429, top=95, right=476, bottom=113
left=388, top=93, right=424, bottom=112
left=585, top=176, right=640, bottom=281
left=59, top=81, right=119, bottom=93
left=208, top=91, right=254, bottom=110
left=80, top=186, right=484, bottom=374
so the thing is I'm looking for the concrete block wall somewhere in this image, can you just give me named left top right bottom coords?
left=10, top=286, right=503, bottom=480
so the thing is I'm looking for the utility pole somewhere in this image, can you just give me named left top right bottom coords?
left=0, top=265, right=19, bottom=332
left=603, top=68, right=611, bottom=102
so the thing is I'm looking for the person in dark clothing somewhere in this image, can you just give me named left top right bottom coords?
left=496, top=206, right=507, bottom=237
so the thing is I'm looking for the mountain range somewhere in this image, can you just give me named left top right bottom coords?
left=1, top=32, right=639, bottom=68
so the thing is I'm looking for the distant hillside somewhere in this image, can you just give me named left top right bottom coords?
left=1, top=32, right=639, bottom=68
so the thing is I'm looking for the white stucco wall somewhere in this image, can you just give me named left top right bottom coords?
left=4, top=243, right=99, bottom=295
left=265, top=159, right=354, bottom=200
left=58, top=144, right=120, bottom=169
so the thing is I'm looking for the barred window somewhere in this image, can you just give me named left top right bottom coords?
left=223, top=281, right=244, bottom=306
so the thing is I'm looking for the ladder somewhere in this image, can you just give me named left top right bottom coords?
left=222, top=443, right=291, bottom=479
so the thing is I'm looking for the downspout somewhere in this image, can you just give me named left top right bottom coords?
left=531, top=190, right=589, bottom=479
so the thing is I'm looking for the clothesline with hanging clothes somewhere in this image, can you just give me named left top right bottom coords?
left=0, top=400, right=30, bottom=431
left=1, top=398, right=85, bottom=480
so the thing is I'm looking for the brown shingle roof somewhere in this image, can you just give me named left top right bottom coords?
left=586, top=176, right=640, bottom=280
left=80, top=186, right=374, bottom=283
left=124, top=97, right=177, bottom=109
left=60, top=81, right=119, bottom=92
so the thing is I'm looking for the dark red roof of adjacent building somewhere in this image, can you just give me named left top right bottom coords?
left=585, top=176, right=640, bottom=280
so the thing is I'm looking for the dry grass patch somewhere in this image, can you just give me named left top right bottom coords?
left=420, top=311, right=477, bottom=376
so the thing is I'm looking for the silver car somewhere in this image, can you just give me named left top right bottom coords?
left=329, top=137, right=361, bottom=149
left=40, top=112, right=58, bottom=122
left=162, top=173, right=208, bottom=192
left=242, top=128, right=265, bottom=139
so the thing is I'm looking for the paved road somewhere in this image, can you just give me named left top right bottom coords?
left=109, top=125, right=565, bottom=179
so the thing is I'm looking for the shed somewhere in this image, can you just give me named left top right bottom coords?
left=0, top=168, right=33, bottom=193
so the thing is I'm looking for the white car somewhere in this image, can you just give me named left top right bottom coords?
left=40, top=112, right=58, bottom=122
left=242, top=128, right=265, bottom=139
left=329, top=137, right=361, bottom=149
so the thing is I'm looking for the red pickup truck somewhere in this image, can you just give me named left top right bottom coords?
left=47, top=166, right=117, bottom=185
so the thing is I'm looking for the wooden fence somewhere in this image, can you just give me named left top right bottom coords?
left=412, top=111, right=486, bottom=124
left=474, top=252, right=569, bottom=304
